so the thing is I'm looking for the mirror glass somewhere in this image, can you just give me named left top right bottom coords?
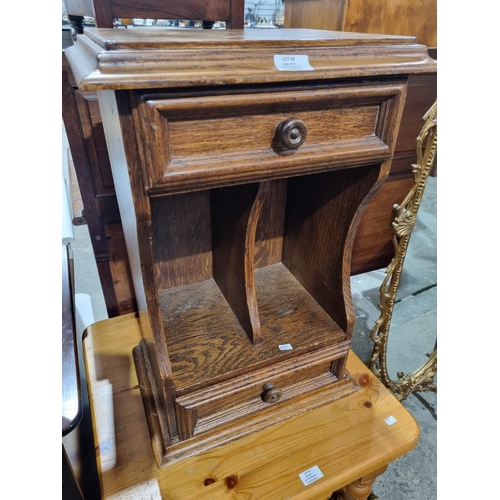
left=385, top=176, right=436, bottom=381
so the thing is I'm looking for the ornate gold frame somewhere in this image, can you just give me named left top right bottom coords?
left=368, top=101, right=437, bottom=401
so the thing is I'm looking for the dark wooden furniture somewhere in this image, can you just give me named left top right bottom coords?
left=64, top=0, right=244, bottom=34
left=66, top=28, right=435, bottom=466
left=351, top=63, right=437, bottom=273
left=63, top=54, right=136, bottom=316
left=62, top=0, right=244, bottom=317
left=62, top=244, right=81, bottom=438
left=62, top=243, right=84, bottom=500
left=284, top=0, right=437, bottom=275
left=62, top=243, right=101, bottom=500
left=84, top=312, right=420, bottom=499
left=92, top=0, right=244, bottom=30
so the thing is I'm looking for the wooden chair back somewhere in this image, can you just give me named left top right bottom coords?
left=90, top=0, right=244, bottom=28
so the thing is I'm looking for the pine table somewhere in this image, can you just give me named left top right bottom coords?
left=83, top=313, right=419, bottom=499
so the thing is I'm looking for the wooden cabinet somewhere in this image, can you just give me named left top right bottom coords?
left=66, top=28, right=435, bottom=466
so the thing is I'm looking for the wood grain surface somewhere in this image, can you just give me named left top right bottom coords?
left=285, top=0, right=347, bottom=31
left=344, top=0, right=437, bottom=48
left=65, top=28, right=436, bottom=91
left=211, top=182, right=264, bottom=343
left=283, top=166, right=380, bottom=336
left=284, top=0, right=437, bottom=48
left=100, top=76, right=406, bottom=459
left=134, top=83, right=399, bottom=194
left=71, top=29, right=430, bottom=470
left=160, top=263, right=346, bottom=393
left=84, top=313, right=419, bottom=499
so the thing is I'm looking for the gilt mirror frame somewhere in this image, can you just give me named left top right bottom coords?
left=368, top=101, right=437, bottom=401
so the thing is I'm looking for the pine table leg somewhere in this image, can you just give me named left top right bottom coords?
left=330, top=465, right=388, bottom=500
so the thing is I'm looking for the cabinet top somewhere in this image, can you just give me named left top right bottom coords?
left=66, top=28, right=436, bottom=90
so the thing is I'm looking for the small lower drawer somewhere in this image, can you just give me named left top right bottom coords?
left=174, top=341, right=350, bottom=440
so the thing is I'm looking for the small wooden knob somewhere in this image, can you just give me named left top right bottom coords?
left=262, top=382, right=282, bottom=404
left=276, top=118, right=307, bottom=150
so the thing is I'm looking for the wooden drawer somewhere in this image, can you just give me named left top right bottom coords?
left=174, top=341, right=351, bottom=440
left=131, top=81, right=406, bottom=195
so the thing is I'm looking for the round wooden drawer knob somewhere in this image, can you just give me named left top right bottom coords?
left=262, top=382, right=283, bottom=404
left=276, top=118, right=307, bottom=150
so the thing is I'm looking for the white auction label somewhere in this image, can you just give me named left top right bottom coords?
left=278, top=343, right=293, bottom=351
left=274, top=55, right=314, bottom=71
left=299, top=465, right=324, bottom=486
left=385, top=416, right=397, bottom=426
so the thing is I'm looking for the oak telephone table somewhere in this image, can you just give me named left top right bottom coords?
left=66, top=28, right=435, bottom=467
left=83, top=313, right=420, bottom=499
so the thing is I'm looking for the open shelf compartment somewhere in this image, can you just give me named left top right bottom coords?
left=151, top=164, right=381, bottom=395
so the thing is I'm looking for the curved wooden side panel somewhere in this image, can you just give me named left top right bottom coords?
left=211, top=182, right=272, bottom=344
left=243, top=182, right=273, bottom=342
left=282, top=165, right=381, bottom=335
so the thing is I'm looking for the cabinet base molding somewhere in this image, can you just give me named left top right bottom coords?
left=133, top=339, right=359, bottom=467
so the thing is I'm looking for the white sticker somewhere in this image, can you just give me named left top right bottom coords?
left=274, top=55, right=314, bottom=71
left=279, top=343, right=293, bottom=351
left=299, top=465, right=324, bottom=486
left=385, top=416, right=397, bottom=426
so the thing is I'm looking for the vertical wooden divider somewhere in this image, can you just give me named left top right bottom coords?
left=211, top=181, right=271, bottom=344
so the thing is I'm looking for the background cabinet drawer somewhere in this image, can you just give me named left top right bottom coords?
left=132, top=81, right=406, bottom=194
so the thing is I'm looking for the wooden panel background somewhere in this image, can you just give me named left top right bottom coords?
left=284, top=0, right=437, bottom=48
left=344, top=0, right=437, bottom=48
left=284, top=0, right=347, bottom=31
